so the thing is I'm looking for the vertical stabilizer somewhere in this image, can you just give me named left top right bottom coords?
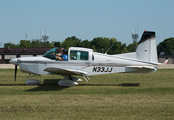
left=136, top=31, right=158, bottom=63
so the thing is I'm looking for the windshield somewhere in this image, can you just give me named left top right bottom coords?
left=43, top=47, right=57, bottom=60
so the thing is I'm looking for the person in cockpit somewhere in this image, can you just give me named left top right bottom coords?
left=55, top=49, right=68, bottom=61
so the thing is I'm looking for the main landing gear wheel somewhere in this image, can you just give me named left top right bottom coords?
left=58, top=75, right=82, bottom=87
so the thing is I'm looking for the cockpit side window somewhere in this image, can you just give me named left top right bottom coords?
left=70, top=50, right=89, bottom=60
left=92, top=55, right=94, bottom=61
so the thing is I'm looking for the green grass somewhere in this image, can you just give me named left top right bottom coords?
left=0, top=69, right=174, bottom=120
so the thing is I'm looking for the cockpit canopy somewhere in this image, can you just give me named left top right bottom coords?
left=43, top=47, right=58, bottom=60
left=70, top=50, right=89, bottom=60
left=43, top=47, right=94, bottom=61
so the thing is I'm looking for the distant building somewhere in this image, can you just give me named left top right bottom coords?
left=158, top=55, right=174, bottom=64
left=1, top=48, right=174, bottom=64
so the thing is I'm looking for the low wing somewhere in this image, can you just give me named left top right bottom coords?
left=44, top=67, right=88, bottom=75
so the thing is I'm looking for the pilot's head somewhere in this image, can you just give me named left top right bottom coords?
left=61, top=49, right=67, bottom=54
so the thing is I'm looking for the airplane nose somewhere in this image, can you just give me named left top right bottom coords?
left=9, top=58, right=18, bottom=65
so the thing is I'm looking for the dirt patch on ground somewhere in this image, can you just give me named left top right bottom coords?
left=0, top=64, right=18, bottom=69
left=158, top=64, right=174, bottom=69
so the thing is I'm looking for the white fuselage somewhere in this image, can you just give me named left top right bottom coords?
left=16, top=51, right=158, bottom=76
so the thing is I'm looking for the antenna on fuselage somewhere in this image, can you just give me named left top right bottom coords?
left=105, top=41, right=115, bottom=54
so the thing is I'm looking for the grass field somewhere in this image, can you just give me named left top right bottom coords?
left=0, top=69, right=174, bottom=120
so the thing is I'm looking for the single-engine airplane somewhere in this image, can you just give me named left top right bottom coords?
left=10, top=31, right=159, bottom=86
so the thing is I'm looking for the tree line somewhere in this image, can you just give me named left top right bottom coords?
left=4, top=36, right=135, bottom=55
left=157, top=37, right=174, bottom=55
left=3, top=36, right=174, bottom=55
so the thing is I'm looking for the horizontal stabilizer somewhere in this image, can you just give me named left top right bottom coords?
left=126, top=66, right=157, bottom=70
left=44, top=67, right=88, bottom=75
left=126, top=66, right=157, bottom=73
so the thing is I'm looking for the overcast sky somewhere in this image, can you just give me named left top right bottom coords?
left=0, top=0, right=174, bottom=47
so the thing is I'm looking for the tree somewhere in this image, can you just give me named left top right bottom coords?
left=90, top=37, right=110, bottom=53
left=89, top=37, right=128, bottom=54
left=3, top=35, right=139, bottom=54
left=60, top=36, right=81, bottom=50
left=19, top=40, right=31, bottom=48
left=4, top=43, right=17, bottom=48
left=106, top=38, right=117, bottom=54
left=81, top=40, right=91, bottom=48
left=120, top=43, right=129, bottom=53
left=91, top=45, right=97, bottom=52
left=157, top=37, right=174, bottom=55
left=126, top=41, right=139, bottom=52
left=47, top=41, right=54, bottom=48
left=126, top=43, right=134, bottom=52
left=53, top=41, right=60, bottom=47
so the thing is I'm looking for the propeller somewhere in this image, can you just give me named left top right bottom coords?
left=14, top=46, right=19, bottom=82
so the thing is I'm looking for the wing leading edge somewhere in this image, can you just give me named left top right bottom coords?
left=44, top=67, right=88, bottom=75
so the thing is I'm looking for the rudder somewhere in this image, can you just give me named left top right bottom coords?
left=136, top=31, right=158, bottom=63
